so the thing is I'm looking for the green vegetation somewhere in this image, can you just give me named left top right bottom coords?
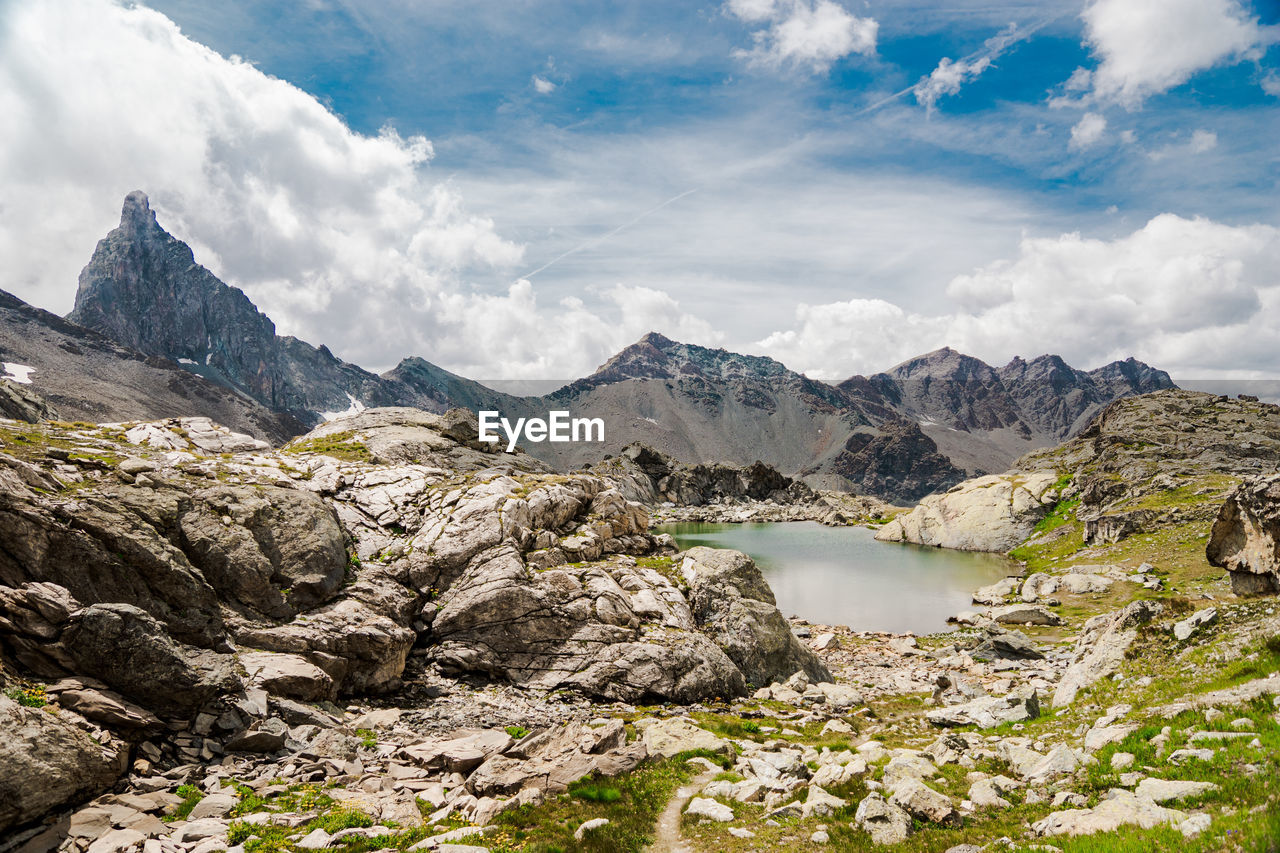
left=489, top=757, right=698, bottom=853
left=3, top=683, right=47, bottom=707
left=283, top=430, right=371, bottom=462
left=356, top=728, right=377, bottom=749
left=569, top=780, right=622, bottom=803
left=1033, top=496, right=1080, bottom=535
left=506, top=725, right=531, bottom=739
left=167, top=784, right=204, bottom=821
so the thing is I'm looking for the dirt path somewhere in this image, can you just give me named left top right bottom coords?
left=647, top=767, right=719, bottom=852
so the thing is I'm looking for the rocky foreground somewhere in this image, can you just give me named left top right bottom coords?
left=2, top=394, right=1280, bottom=852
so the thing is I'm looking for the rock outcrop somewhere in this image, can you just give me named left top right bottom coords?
left=1206, top=474, right=1280, bottom=595
left=874, top=470, right=1062, bottom=552
left=0, top=695, right=127, bottom=835
left=1053, top=600, right=1163, bottom=707
left=680, top=547, right=831, bottom=688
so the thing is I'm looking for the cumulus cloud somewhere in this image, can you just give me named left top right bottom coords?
left=756, top=214, right=1280, bottom=379
left=1072, top=0, right=1273, bottom=107
left=1068, top=112, right=1108, bottom=150
left=0, top=0, right=716, bottom=379
left=1262, top=71, right=1280, bottom=97
left=727, top=0, right=877, bottom=73
left=532, top=75, right=557, bottom=94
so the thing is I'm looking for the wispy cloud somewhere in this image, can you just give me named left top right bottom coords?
left=913, top=21, right=1051, bottom=112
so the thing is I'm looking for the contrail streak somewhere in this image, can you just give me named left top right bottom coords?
left=851, top=13, right=1067, bottom=117
left=517, top=187, right=700, bottom=281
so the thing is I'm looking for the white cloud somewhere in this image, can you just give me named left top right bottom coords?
left=440, top=282, right=722, bottom=379
left=1189, top=129, right=1219, bottom=153
left=1147, top=128, right=1220, bottom=161
left=1264, top=71, right=1280, bottom=97
left=1075, top=0, right=1272, bottom=107
left=1068, top=112, right=1107, bottom=150
left=756, top=214, right=1280, bottom=378
left=914, top=56, right=991, bottom=112
left=913, top=22, right=1038, bottom=112
left=532, top=75, right=557, bottom=94
left=727, top=0, right=877, bottom=73
left=0, top=0, right=718, bottom=379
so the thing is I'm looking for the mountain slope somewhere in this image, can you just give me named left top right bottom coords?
left=0, top=288, right=301, bottom=441
left=60, top=192, right=1175, bottom=502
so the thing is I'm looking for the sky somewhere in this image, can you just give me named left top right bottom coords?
left=1, top=0, right=1278, bottom=382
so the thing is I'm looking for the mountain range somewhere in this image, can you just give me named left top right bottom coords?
left=4, top=192, right=1175, bottom=501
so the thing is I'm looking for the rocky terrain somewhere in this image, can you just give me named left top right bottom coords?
left=2, top=385, right=1280, bottom=852
left=590, top=444, right=898, bottom=526
left=54, top=193, right=1172, bottom=502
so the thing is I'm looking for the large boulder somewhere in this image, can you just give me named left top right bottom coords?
left=1053, top=600, right=1162, bottom=707
left=430, top=545, right=745, bottom=702
left=0, top=695, right=127, bottom=834
left=466, top=720, right=646, bottom=798
left=233, top=598, right=413, bottom=694
left=927, top=687, right=1040, bottom=729
left=59, top=603, right=241, bottom=717
left=0, top=485, right=225, bottom=647
left=1207, top=475, right=1280, bottom=595
left=176, top=484, right=348, bottom=618
left=874, top=470, right=1062, bottom=552
left=680, top=547, right=831, bottom=686
left=1032, top=790, right=1186, bottom=837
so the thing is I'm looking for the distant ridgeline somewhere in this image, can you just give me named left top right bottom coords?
left=5, top=191, right=1174, bottom=502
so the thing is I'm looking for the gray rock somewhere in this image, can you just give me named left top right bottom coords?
left=686, top=797, right=734, bottom=822
left=239, top=650, right=336, bottom=701
left=234, top=597, right=414, bottom=694
left=990, top=604, right=1064, bottom=626
left=60, top=603, right=240, bottom=716
left=1134, top=778, right=1218, bottom=803
left=1054, top=600, right=1162, bottom=707
left=48, top=682, right=163, bottom=732
left=176, top=484, right=348, bottom=618
left=0, top=695, right=126, bottom=834
left=1207, top=474, right=1280, bottom=595
left=927, top=687, right=1039, bottom=729
left=1172, top=608, right=1218, bottom=642
left=680, top=547, right=831, bottom=686
left=888, top=778, right=957, bottom=825
left=854, top=792, right=913, bottom=845
left=875, top=470, right=1061, bottom=553
left=1032, top=789, right=1186, bottom=837
left=225, top=718, right=289, bottom=753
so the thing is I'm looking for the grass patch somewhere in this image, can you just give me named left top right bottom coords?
left=167, top=784, right=204, bottom=821
left=489, top=757, right=697, bottom=853
left=284, top=431, right=371, bottom=463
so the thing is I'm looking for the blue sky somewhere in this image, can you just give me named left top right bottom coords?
left=2, top=0, right=1279, bottom=379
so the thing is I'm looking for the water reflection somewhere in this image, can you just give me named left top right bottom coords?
left=658, top=521, right=1016, bottom=635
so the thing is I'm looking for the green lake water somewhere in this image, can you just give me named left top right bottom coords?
left=658, top=521, right=1015, bottom=635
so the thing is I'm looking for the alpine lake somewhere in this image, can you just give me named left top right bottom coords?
left=657, top=521, right=1015, bottom=634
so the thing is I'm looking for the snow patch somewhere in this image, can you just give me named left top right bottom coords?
left=2, top=363, right=34, bottom=384
left=320, top=394, right=367, bottom=421
left=178, top=358, right=197, bottom=365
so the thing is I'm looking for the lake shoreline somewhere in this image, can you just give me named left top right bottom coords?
left=658, top=520, right=1018, bottom=636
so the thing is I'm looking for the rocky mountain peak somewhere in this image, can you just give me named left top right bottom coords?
left=887, top=347, right=1000, bottom=384
left=118, top=190, right=159, bottom=234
